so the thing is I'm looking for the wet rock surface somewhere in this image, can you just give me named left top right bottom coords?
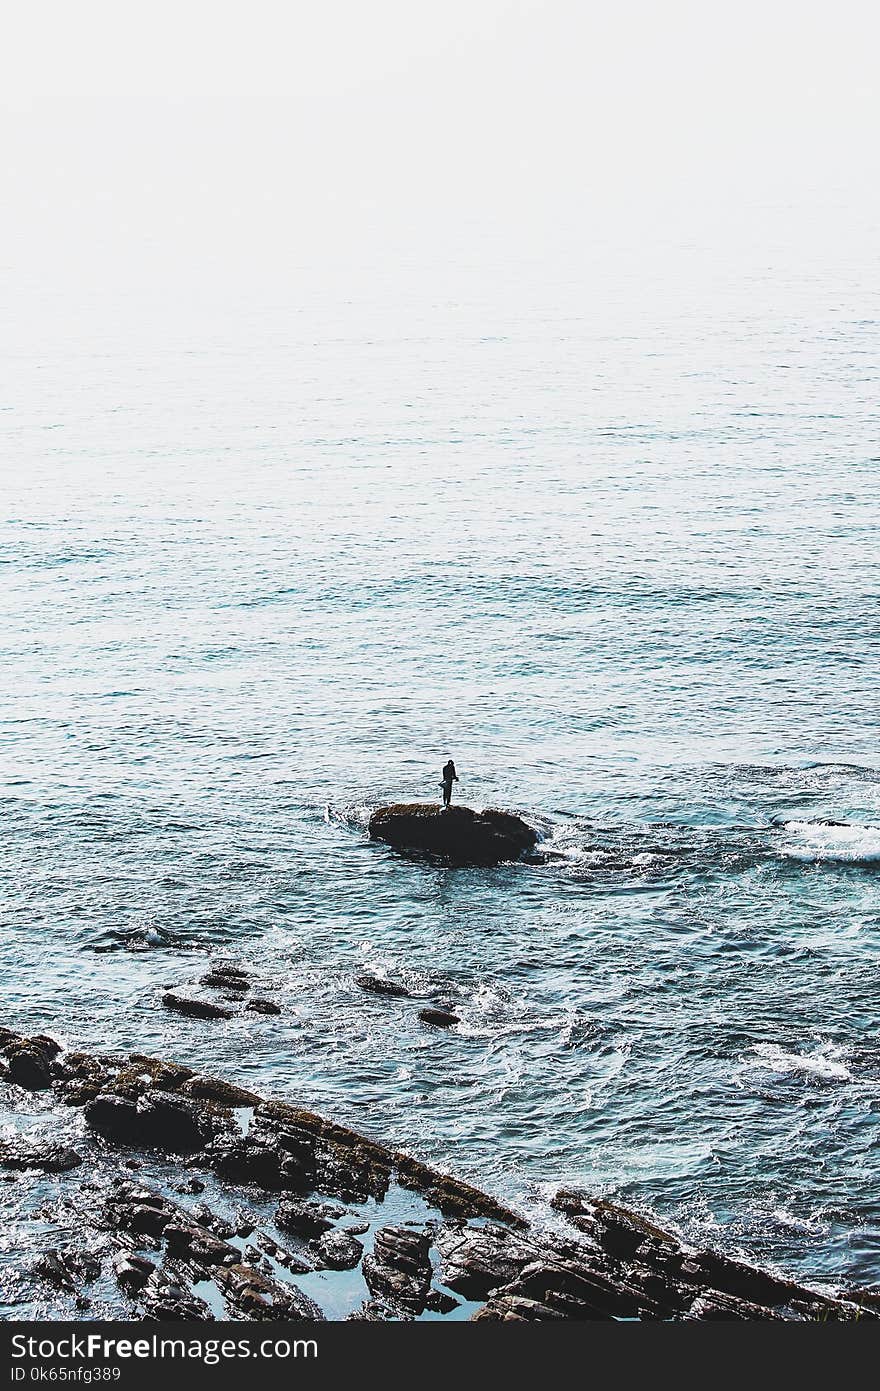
left=368, top=804, right=538, bottom=866
left=418, top=1008, right=461, bottom=1028
left=1, top=1026, right=877, bottom=1322
left=162, top=994, right=233, bottom=1022
left=161, top=962, right=283, bottom=1022
left=355, top=975, right=411, bottom=998
left=312, top=1228, right=364, bottom=1270
left=362, top=1226, right=433, bottom=1312
left=0, top=1139, right=82, bottom=1173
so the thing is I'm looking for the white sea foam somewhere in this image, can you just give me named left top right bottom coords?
left=748, top=1043, right=852, bottom=1083
left=779, top=820, right=880, bottom=863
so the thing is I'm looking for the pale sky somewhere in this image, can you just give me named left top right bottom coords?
left=1, top=1, right=878, bottom=304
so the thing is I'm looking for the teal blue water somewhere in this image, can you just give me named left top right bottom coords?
left=2, top=253, right=879, bottom=1287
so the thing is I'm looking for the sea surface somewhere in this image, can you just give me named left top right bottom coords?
left=2, top=243, right=879, bottom=1293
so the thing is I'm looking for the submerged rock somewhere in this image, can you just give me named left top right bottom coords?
left=246, top=998, right=282, bottom=1015
left=201, top=970, right=250, bottom=993
left=368, top=804, right=538, bottom=866
left=355, top=974, right=411, bottom=998
left=162, top=993, right=233, bottom=1021
left=418, top=1008, right=460, bottom=1028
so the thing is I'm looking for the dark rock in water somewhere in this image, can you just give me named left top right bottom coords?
left=214, top=1262, right=324, bottom=1321
left=496, top=1255, right=663, bottom=1319
left=258, top=1237, right=313, bottom=1275
left=241, top=1101, right=393, bottom=1204
left=434, top=1223, right=541, bottom=1299
left=6, top=1044, right=54, bottom=1090
left=84, top=1094, right=140, bottom=1145
left=34, top=1250, right=99, bottom=1293
left=137, top=1092, right=223, bottom=1153
left=16, top=1032, right=880, bottom=1324
left=114, top=1252, right=155, bottom=1293
left=394, top=1154, right=525, bottom=1225
left=355, top=974, right=411, bottom=998
left=246, top=998, right=282, bottom=1015
left=85, top=1091, right=224, bottom=1154
left=622, top=1261, right=694, bottom=1314
left=127, top=1055, right=195, bottom=1089
left=142, top=1267, right=214, bottom=1321
left=275, top=1198, right=342, bottom=1239
left=201, top=971, right=250, bottom=993
left=34, top=1252, right=77, bottom=1292
left=362, top=1226, right=433, bottom=1313
left=552, top=1192, right=679, bottom=1259
left=418, top=1008, right=460, bottom=1028
left=473, top=1293, right=569, bottom=1322
left=685, top=1290, right=785, bottom=1321
left=311, top=1229, right=364, bottom=1270
left=0, top=1139, right=82, bottom=1173
left=190, top=1203, right=235, bottom=1240
left=368, top=804, right=538, bottom=866
left=178, top=1075, right=262, bottom=1106
left=164, top=1222, right=239, bottom=1267
left=104, top=1186, right=179, bottom=1241
left=212, top=1139, right=284, bottom=1190
left=348, top=1298, right=413, bottom=1322
left=176, top=1176, right=206, bottom=1194
left=209, top=1109, right=318, bottom=1192
left=315, top=1139, right=391, bottom=1205
left=210, top=961, right=250, bottom=980
left=162, top=993, right=233, bottom=1021
left=425, top=1288, right=460, bottom=1314
left=671, top=1248, right=820, bottom=1312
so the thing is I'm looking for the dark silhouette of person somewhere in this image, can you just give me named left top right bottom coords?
left=441, top=759, right=459, bottom=809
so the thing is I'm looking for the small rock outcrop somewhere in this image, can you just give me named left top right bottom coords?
left=0, top=1139, right=82, bottom=1173
left=418, top=1008, right=460, bottom=1028
left=368, top=804, right=537, bottom=866
left=355, top=974, right=411, bottom=998
left=162, top=993, right=233, bottom=1022
left=362, top=1226, right=433, bottom=1313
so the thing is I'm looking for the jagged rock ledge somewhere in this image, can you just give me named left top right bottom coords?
left=368, top=804, right=538, bottom=866
left=1, top=1025, right=878, bottom=1322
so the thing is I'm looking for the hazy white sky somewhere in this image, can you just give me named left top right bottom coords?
left=1, top=1, right=878, bottom=304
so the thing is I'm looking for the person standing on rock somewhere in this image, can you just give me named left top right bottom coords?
left=441, top=759, right=459, bottom=809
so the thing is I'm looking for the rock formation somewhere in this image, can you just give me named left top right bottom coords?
left=1, top=1025, right=875, bottom=1322
left=368, top=804, right=538, bottom=866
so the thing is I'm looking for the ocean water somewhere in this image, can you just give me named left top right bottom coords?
left=2, top=245, right=879, bottom=1290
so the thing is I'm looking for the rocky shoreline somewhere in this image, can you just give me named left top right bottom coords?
left=1, top=1023, right=877, bottom=1322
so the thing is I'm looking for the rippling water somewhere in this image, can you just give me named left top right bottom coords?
left=2, top=249, right=879, bottom=1289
